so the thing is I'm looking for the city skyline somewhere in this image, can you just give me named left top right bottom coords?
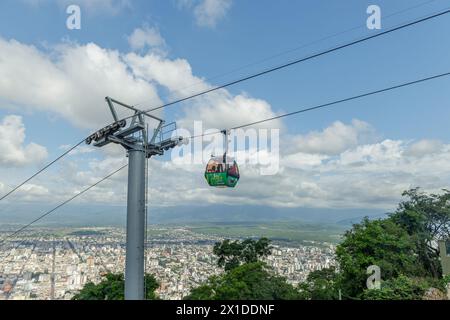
left=0, top=226, right=336, bottom=300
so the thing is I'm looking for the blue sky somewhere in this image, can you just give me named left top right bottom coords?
left=0, top=0, right=450, bottom=220
left=2, top=0, right=450, bottom=145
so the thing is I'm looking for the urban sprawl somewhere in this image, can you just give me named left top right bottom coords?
left=0, top=227, right=335, bottom=300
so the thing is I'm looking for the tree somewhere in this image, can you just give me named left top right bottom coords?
left=72, top=273, right=159, bottom=300
left=185, top=262, right=300, bottom=300
left=389, top=188, right=450, bottom=278
left=298, top=267, right=341, bottom=300
left=213, top=238, right=272, bottom=271
left=186, top=238, right=300, bottom=300
left=335, top=217, right=425, bottom=298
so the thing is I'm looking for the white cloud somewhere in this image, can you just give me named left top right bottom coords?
left=0, top=115, right=48, bottom=167
left=128, top=26, right=167, bottom=54
left=287, top=119, right=376, bottom=156
left=178, top=93, right=283, bottom=131
left=4, top=154, right=129, bottom=205
left=0, top=34, right=284, bottom=207
left=59, top=120, right=449, bottom=210
left=19, top=183, right=50, bottom=197
left=0, top=35, right=279, bottom=135
left=337, top=139, right=403, bottom=167
left=142, top=120, right=450, bottom=210
left=4, top=120, right=450, bottom=211
left=0, top=38, right=162, bottom=130
left=404, top=139, right=443, bottom=157
left=59, top=144, right=95, bottom=156
left=125, top=52, right=209, bottom=97
left=282, top=152, right=328, bottom=169
left=177, top=0, right=233, bottom=28
left=194, top=0, right=232, bottom=27
left=125, top=53, right=283, bottom=131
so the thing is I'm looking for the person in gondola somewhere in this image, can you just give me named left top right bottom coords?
left=228, top=163, right=239, bottom=178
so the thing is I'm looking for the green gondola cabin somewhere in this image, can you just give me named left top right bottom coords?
left=204, top=155, right=240, bottom=188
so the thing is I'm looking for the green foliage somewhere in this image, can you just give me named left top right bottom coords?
left=389, top=188, right=450, bottom=278
left=442, top=274, right=450, bottom=286
left=213, top=238, right=272, bottom=271
left=184, top=189, right=450, bottom=301
left=72, top=273, right=159, bottom=300
left=327, top=188, right=450, bottom=300
left=298, top=267, right=341, bottom=300
left=186, top=238, right=299, bottom=300
left=144, top=274, right=160, bottom=300
left=335, top=217, right=425, bottom=298
left=360, top=275, right=428, bottom=300
left=184, top=262, right=301, bottom=300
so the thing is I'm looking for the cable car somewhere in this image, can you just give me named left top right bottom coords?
left=204, top=130, right=240, bottom=188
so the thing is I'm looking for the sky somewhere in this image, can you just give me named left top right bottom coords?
left=0, top=0, right=450, bottom=224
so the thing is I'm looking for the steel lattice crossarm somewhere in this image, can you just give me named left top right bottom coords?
left=86, top=97, right=188, bottom=157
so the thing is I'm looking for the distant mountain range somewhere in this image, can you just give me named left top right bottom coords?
left=0, top=203, right=388, bottom=228
left=151, top=205, right=388, bottom=225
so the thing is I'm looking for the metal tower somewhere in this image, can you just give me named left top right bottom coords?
left=86, top=97, right=187, bottom=300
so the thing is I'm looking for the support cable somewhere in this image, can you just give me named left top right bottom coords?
left=0, top=165, right=128, bottom=247
left=188, top=71, right=450, bottom=139
left=127, top=8, right=450, bottom=118
left=0, top=140, right=85, bottom=202
left=131, top=0, right=442, bottom=110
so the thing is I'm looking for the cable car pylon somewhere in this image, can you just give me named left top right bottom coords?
left=86, top=97, right=188, bottom=300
